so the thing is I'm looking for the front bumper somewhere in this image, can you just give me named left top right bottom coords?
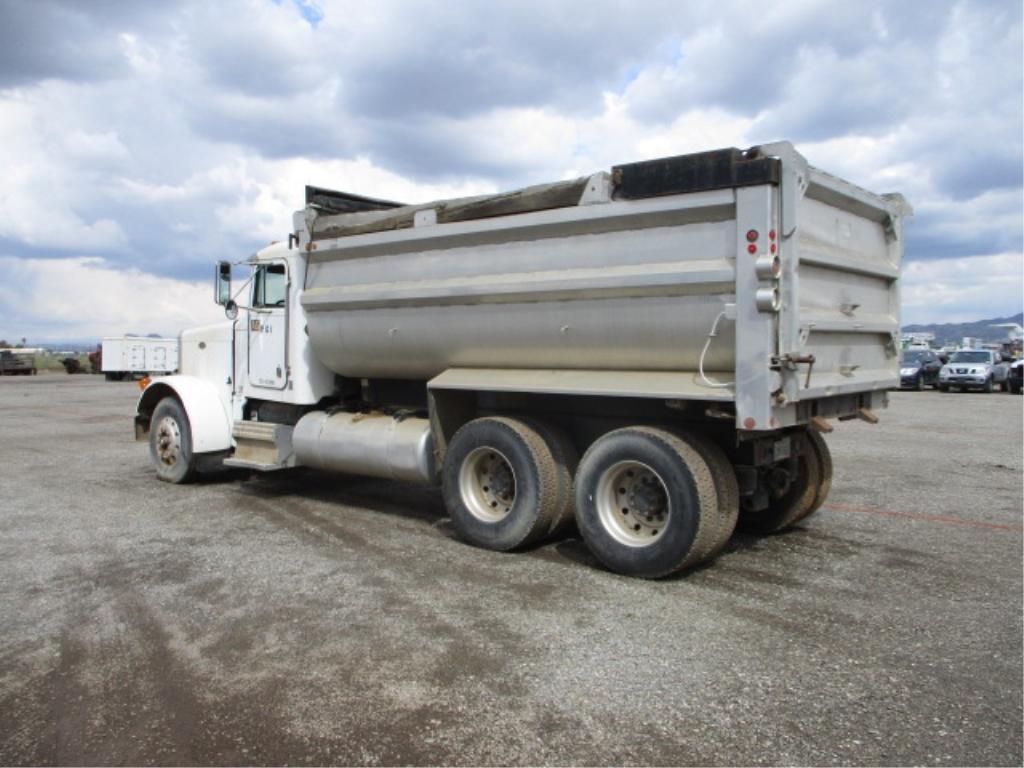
left=942, top=375, right=989, bottom=388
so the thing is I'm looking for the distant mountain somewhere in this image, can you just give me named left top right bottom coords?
left=903, top=312, right=1023, bottom=345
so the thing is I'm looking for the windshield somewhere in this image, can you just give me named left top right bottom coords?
left=949, top=351, right=990, bottom=363
left=902, top=350, right=927, bottom=363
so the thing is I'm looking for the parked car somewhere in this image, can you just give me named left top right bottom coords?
left=899, top=348, right=943, bottom=390
left=938, top=349, right=1011, bottom=393
left=1008, top=360, right=1024, bottom=395
left=0, top=350, right=37, bottom=375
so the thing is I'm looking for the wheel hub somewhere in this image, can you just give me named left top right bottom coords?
left=155, top=416, right=181, bottom=467
left=459, top=447, right=517, bottom=523
left=596, top=461, right=670, bottom=547
left=767, top=467, right=791, bottom=498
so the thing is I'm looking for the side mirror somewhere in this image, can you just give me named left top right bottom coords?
left=215, top=261, right=232, bottom=305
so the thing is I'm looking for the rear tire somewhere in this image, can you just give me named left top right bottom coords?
left=442, top=417, right=569, bottom=551
left=673, top=431, right=739, bottom=558
left=149, top=398, right=197, bottom=484
left=574, top=427, right=718, bottom=578
left=740, top=431, right=822, bottom=534
left=800, top=431, right=833, bottom=521
left=518, top=418, right=578, bottom=536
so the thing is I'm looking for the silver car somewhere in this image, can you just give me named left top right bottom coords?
left=938, top=350, right=1010, bottom=393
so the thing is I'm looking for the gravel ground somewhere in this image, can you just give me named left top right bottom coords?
left=0, top=375, right=1020, bottom=766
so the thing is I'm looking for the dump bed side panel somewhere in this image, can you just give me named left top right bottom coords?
left=303, top=192, right=740, bottom=381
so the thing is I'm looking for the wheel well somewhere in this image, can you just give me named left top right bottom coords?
left=135, top=383, right=182, bottom=440
left=428, top=388, right=741, bottom=463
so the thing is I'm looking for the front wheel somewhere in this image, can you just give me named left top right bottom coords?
left=149, top=398, right=198, bottom=484
left=983, top=377, right=993, bottom=394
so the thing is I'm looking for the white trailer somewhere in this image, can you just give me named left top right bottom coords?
left=102, top=336, right=179, bottom=380
left=134, top=143, right=910, bottom=578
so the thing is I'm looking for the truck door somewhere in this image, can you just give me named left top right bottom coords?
left=248, top=261, right=289, bottom=390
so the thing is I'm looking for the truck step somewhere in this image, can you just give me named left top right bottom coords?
left=231, top=420, right=296, bottom=469
left=233, top=420, right=280, bottom=443
left=223, top=457, right=288, bottom=472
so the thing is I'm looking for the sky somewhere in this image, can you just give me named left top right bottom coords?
left=0, top=0, right=1021, bottom=342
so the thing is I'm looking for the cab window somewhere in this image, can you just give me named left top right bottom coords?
left=252, top=264, right=287, bottom=308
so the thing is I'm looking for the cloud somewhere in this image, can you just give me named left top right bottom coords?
left=0, top=0, right=1019, bottom=340
left=0, top=256, right=224, bottom=340
left=0, top=98, right=130, bottom=252
left=901, top=252, right=1024, bottom=325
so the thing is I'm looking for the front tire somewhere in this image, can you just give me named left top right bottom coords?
left=574, top=427, right=718, bottom=579
left=983, top=377, right=993, bottom=394
left=149, top=398, right=197, bottom=484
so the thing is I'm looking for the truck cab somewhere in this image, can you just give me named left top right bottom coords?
left=137, top=240, right=336, bottom=475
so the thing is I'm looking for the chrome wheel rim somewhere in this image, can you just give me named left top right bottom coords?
left=458, top=447, right=517, bottom=523
left=154, top=415, right=183, bottom=469
left=596, top=460, right=669, bottom=547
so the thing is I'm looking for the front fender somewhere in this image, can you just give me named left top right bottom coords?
left=135, top=375, right=233, bottom=453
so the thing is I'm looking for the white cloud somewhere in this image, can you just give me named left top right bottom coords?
left=901, top=252, right=1024, bottom=324
left=0, top=256, right=224, bottom=340
left=0, top=0, right=1019, bottom=339
left=0, top=98, right=129, bottom=251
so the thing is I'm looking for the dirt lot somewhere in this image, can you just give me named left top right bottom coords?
left=0, top=375, right=1021, bottom=766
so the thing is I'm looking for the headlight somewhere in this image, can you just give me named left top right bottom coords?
left=940, top=368, right=950, bottom=377
left=900, top=367, right=917, bottom=376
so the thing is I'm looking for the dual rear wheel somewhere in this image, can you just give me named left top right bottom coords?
left=444, top=420, right=784, bottom=578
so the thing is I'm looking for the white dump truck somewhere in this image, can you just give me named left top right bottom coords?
left=102, top=335, right=179, bottom=380
left=134, top=142, right=910, bottom=578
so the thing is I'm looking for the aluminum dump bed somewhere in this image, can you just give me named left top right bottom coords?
left=298, top=142, right=909, bottom=432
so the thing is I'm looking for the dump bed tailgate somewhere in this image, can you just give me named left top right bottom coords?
left=782, top=163, right=906, bottom=401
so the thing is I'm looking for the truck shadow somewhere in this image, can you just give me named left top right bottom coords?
left=231, top=467, right=449, bottom=527
left=214, top=467, right=829, bottom=580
